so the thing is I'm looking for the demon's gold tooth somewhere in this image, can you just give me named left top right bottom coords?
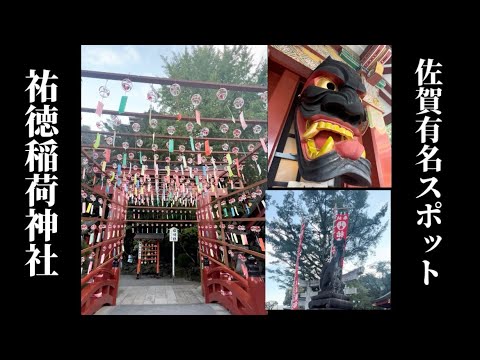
left=306, top=139, right=319, bottom=158
left=302, top=122, right=321, bottom=139
left=332, top=124, right=340, bottom=132
left=361, top=150, right=366, bottom=158
left=317, top=136, right=334, bottom=156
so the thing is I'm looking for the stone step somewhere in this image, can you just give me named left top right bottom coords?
left=95, top=304, right=230, bottom=316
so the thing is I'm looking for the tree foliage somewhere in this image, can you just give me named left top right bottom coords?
left=267, top=190, right=388, bottom=290
left=350, top=261, right=391, bottom=309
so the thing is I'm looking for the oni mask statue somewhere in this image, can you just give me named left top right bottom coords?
left=296, top=57, right=371, bottom=186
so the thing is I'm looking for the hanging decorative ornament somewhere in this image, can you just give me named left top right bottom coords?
left=248, top=144, right=255, bottom=152
left=202, top=156, right=207, bottom=164
left=223, top=155, right=228, bottom=163
left=111, top=115, right=121, bottom=126
left=233, top=129, right=242, bottom=138
left=191, top=94, right=202, bottom=107
left=201, top=128, right=209, bottom=137
left=232, top=147, right=239, bottom=155
left=92, top=152, right=99, bottom=160
left=187, top=157, right=193, bottom=165
left=216, top=88, right=228, bottom=100
left=154, top=154, right=159, bottom=161
left=119, top=79, right=132, bottom=114
left=195, top=142, right=202, bottom=151
left=147, top=90, right=158, bottom=103
left=253, top=125, right=262, bottom=134
left=256, top=188, right=263, bottom=196
left=233, top=97, right=244, bottom=109
left=128, top=152, right=135, bottom=160
left=252, top=154, right=261, bottom=175
left=167, top=126, right=176, bottom=135
left=220, top=124, right=229, bottom=133
left=222, top=143, right=229, bottom=151
left=136, top=139, right=143, bottom=147
left=149, top=118, right=158, bottom=128
left=122, top=142, right=129, bottom=150
left=179, top=145, right=186, bottom=153
left=121, top=79, right=133, bottom=92
left=112, top=163, right=117, bottom=169
left=93, top=166, right=99, bottom=173
left=133, top=165, right=138, bottom=171
left=106, top=137, right=113, bottom=145
left=81, top=224, right=88, bottom=231
left=165, top=156, right=171, bottom=163
left=152, top=144, right=158, bottom=151
left=186, top=122, right=194, bottom=132
left=96, top=121, right=104, bottom=129
left=177, top=156, right=182, bottom=162
left=132, top=123, right=141, bottom=132
left=116, top=154, right=123, bottom=161
left=170, top=83, right=181, bottom=96
left=99, top=85, right=110, bottom=99
left=142, top=155, right=147, bottom=162
left=260, top=91, right=268, bottom=103
left=166, top=142, right=170, bottom=149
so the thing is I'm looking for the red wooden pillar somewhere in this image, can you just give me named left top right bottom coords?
left=267, top=69, right=300, bottom=169
left=111, top=259, right=120, bottom=305
left=248, top=276, right=266, bottom=315
left=362, top=127, right=392, bottom=188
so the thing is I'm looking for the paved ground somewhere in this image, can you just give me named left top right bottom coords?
left=95, top=275, right=230, bottom=315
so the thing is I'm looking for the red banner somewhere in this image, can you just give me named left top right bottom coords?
left=333, top=212, right=349, bottom=241
left=333, top=212, right=349, bottom=268
left=291, top=222, right=306, bottom=310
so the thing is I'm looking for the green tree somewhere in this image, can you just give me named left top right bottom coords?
left=266, top=300, right=278, bottom=310
left=350, top=261, right=391, bottom=309
left=267, top=190, right=388, bottom=291
left=283, top=288, right=292, bottom=306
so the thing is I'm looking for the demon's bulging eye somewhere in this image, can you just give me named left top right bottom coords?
left=314, top=76, right=338, bottom=91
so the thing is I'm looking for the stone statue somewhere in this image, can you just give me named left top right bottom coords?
left=320, top=240, right=345, bottom=294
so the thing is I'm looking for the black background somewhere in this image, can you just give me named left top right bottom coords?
left=14, top=30, right=455, bottom=342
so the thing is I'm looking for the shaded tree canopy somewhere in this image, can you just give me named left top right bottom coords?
left=267, top=190, right=388, bottom=290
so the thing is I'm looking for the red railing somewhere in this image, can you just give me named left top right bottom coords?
left=81, top=258, right=121, bottom=315
left=202, top=261, right=265, bottom=315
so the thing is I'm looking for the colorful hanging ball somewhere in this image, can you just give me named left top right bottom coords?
left=216, top=88, right=228, bottom=100
left=149, top=119, right=158, bottom=128
left=152, top=144, right=158, bottom=151
left=179, top=145, right=186, bottom=153
left=147, top=90, right=158, bottom=102
left=121, top=78, right=133, bottom=92
left=165, top=156, right=171, bottom=163
left=233, top=129, right=242, bottom=138
left=122, top=141, right=129, bottom=150
left=222, top=143, right=229, bottom=151
left=96, top=121, right=104, bottom=129
left=191, top=94, right=202, bottom=106
left=220, top=124, right=229, bottom=133
left=201, top=128, right=209, bottom=137
left=98, top=85, right=110, bottom=98
left=167, top=126, right=176, bottom=135
left=248, top=144, right=255, bottom=152
left=195, top=142, right=202, bottom=151
left=116, top=154, right=123, bottom=161
left=132, top=123, right=140, bottom=132
left=106, top=137, right=113, bottom=145
left=142, top=155, right=147, bottom=162
left=112, top=115, right=121, bottom=126
left=233, top=97, right=244, bottom=109
left=170, top=83, right=181, bottom=96
left=232, top=147, right=239, bottom=154
left=136, top=139, right=143, bottom=147
left=186, top=122, right=194, bottom=132
left=260, top=91, right=268, bottom=104
left=253, top=125, right=262, bottom=134
left=128, top=152, right=135, bottom=160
